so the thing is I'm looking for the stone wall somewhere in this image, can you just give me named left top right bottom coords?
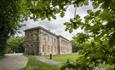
left=58, top=36, right=72, bottom=54
left=39, top=29, right=58, bottom=55
left=24, top=29, right=39, bottom=55
left=24, top=27, right=72, bottom=55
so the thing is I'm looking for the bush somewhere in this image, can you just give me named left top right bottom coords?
left=6, top=36, right=24, bottom=53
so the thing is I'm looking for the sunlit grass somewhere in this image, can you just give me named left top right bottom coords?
left=24, top=56, right=60, bottom=70
left=46, top=53, right=78, bottom=63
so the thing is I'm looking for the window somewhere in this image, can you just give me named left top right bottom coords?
left=51, top=46, right=53, bottom=53
left=33, top=34, right=37, bottom=41
left=48, top=46, right=50, bottom=52
left=48, top=35, right=49, bottom=41
left=54, top=39, right=56, bottom=43
left=42, top=45, right=45, bottom=52
left=44, top=38, right=46, bottom=45
left=52, top=37, right=53, bottom=43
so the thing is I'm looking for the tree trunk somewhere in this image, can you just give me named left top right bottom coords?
left=0, top=36, right=8, bottom=56
left=0, top=23, right=9, bottom=56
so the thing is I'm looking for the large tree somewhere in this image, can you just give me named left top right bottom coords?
left=64, top=0, right=115, bottom=69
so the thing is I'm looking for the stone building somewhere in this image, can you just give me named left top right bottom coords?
left=24, top=26, right=72, bottom=55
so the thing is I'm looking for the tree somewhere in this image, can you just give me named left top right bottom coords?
left=64, top=0, right=115, bottom=69
left=6, top=36, right=24, bottom=53
left=0, top=0, right=27, bottom=55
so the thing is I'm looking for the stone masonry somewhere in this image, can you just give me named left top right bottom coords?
left=24, top=26, right=72, bottom=55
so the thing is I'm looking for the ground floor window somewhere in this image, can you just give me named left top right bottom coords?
left=42, top=45, right=45, bottom=52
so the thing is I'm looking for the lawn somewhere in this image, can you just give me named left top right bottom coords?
left=47, top=53, right=78, bottom=63
left=24, top=56, right=60, bottom=70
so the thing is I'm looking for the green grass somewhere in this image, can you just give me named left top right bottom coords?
left=24, top=56, right=60, bottom=70
left=47, top=53, right=78, bottom=63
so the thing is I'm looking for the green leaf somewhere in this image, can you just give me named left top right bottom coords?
left=60, top=11, right=65, bottom=17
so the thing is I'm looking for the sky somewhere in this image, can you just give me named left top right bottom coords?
left=18, top=2, right=93, bottom=40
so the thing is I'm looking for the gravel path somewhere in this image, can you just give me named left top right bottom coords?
left=0, top=53, right=28, bottom=70
left=35, top=56, right=62, bottom=67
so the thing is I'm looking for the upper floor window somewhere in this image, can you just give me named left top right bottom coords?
left=48, top=35, right=49, bottom=41
left=52, top=37, right=53, bottom=42
left=54, top=39, right=56, bottom=43
left=33, top=34, right=37, bottom=41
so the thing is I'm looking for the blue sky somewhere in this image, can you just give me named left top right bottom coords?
left=19, top=2, right=93, bottom=40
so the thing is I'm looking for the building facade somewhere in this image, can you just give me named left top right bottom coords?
left=24, top=26, right=72, bottom=55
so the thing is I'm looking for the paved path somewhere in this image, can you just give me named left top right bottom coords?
left=0, top=53, right=28, bottom=70
left=35, top=56, right=62, bottom=67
